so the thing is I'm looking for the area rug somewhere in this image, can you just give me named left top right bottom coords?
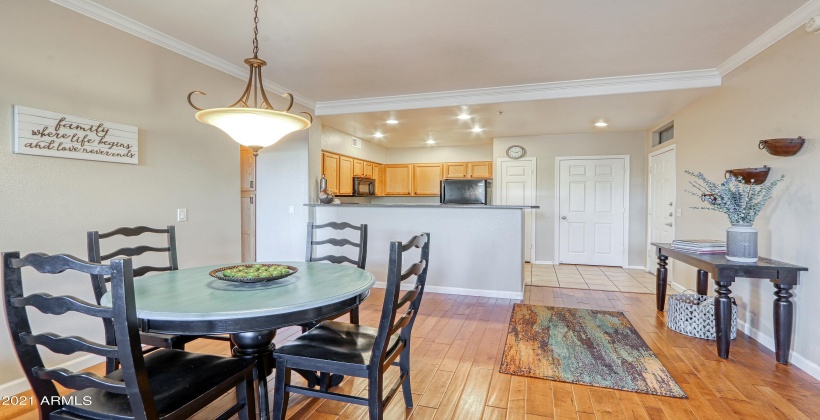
left=499, top=304, right=686, bottom=398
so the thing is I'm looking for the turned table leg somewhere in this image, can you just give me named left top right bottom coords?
left=656, top=251, right=669, bottom=311
left=773, top=282, right=795, bottom=364
left=232, top=330, right=276, bottom=420
left=714, top=279, right=734, bottom=359
left=696, top=269, right=709, bottom=295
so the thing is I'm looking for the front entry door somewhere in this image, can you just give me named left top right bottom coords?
left=648, top=147, right=676, bottom=268
left=558, top=158, right=626, bottom=266
left=499, top=158, right=535, bottom=262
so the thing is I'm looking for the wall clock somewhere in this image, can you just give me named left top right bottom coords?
left=506, top=145, right=526, bottom=159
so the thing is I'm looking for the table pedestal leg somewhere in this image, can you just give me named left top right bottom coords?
left=774, top=284, right=795, bottom=364
left=232, top=330, right=276, bottom=420
left=656, top=252, right=669, bottom=311
left=714, top=281, right=733, bottom=359
left=696, top=269, right=709, bottom=295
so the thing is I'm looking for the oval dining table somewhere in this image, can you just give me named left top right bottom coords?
left=101, top=261, right=376, bottom=419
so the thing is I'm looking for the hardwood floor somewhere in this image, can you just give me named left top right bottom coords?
left=4, top=286, right=820, bottom=419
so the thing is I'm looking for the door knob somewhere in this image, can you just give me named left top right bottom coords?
left=669, top=202, right=673, bottom=206
left=561, top=216, right=567, bottom=220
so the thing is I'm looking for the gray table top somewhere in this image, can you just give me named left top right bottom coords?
left=101, top=261, right=376, bottom=322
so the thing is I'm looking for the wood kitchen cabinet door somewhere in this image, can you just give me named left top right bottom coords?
left=240, top=146, right=256, bottom=191
left=339, top=156, right=354, bottom=195
left=384, top=164, right=412, bottom=195
left=322, top=152, right=340, bottom=194
left=353, top=159, right=365, bottom=177
left=240, top=191, right=256, bottom=262
left=469, top=161, right=493, bottom=178
left=364, top=162, right=373, bottom=178
left=443, top=162, right=467, bottom=178
left=413, top=164, right=443, bottom=195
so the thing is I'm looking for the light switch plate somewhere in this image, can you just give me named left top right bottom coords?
left=177, top=208, right=188, bottom=221
left=288, top=205, right=295, bottom=214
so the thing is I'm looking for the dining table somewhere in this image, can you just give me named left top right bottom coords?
left=101, top=261, right=376, bottom=419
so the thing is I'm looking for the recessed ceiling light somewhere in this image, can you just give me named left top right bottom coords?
left=385, top=119, right=398, bottom=124
left=373, top=131, right=384, bottom=138
left=471, top=127, right=484, bottom=133
left=594, top=120, right=608, bottom=127
left=457, top=113, right=471, bottom=120
left=426, top=139, right=436, bottom=144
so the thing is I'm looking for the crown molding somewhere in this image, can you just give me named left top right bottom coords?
left=314, top=70, right=721, bottom=116
left=717, top=0, right=820, bottom=77
left=50, top=0, right=316, bottom=109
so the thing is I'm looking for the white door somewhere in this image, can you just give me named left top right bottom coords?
left=648, top=147, right=676, bottom=268
left=499, top=159, right=535, bottom=262
left=558, top=158, right=626, bottom=266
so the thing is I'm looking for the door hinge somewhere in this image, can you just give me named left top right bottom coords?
left=250, top=180, right=254, bottom=189
left=250, top=196, right=254, bottom=204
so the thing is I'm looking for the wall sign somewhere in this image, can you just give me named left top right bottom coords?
left=13, top=105, right=138, bottom=164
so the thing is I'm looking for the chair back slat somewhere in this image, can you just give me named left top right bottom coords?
left=3, top=251, right=158, bottom=417
left=370, top=233, right=430, bottom=372
left=21, top=333, right=119, bottom=358
left=132, top=265, right=173, bottom=278
left=33, top=368, right=127, bottom=394
left=12, top=293, right=113, bottom=318
left=99, top=245, right=172, bottom=261
left=98, top=225, right=169, bottom=238
left=306, top=222, right=368, bottom=269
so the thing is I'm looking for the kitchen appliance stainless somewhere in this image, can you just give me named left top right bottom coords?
left=440, top=179, right=492, bottom=204
left=352, top=177, right=376, bottom=196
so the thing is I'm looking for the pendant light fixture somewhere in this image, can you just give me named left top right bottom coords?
left=187, top=0, right=311, bottom=156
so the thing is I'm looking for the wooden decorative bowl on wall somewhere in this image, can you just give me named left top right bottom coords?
left=725, top=166, right=770, bottom=185
left=759, top=137, right=805, bottom=157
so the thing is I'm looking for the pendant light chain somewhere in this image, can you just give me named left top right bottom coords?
left=252, top=0, right=260, bottom=57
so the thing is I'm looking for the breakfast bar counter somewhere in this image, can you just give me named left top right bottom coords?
left=306, top=203, right=538, bottom=299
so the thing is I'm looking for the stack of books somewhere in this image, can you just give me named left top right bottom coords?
left=671, top=239, right=726, bottom=254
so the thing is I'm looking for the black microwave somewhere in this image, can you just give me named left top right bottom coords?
left=353, top=177, right=376, bottom=196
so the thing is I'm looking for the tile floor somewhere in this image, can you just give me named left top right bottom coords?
left=524, top=263, right=656, bottom=294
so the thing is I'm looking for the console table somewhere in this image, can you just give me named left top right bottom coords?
left=652, top=243, right=808, bottom=364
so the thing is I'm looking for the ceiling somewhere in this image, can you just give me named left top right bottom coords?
left=60, top=0, right=816, bottom=147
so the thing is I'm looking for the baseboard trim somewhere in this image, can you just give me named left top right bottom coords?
left=625, top=265, right=646, bottom=270
left=737, top=319, right=820, bottom=381
left=533, top=260, right=554, bottom=265
left=0, top=354, right=104, bottom=396
left=669, top=281, right=687, bottom=293
left=372, top=282, right=524, bottom=300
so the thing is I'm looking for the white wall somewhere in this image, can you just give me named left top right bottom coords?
left=387, top=144, right=493, bottom=163
left=0, top=0, right=245, bottom=390
left=493, top=132, right=647, bottom=266
left=648, top=28, right=820, bottom=377
left=321, top=126, right=388, bottom=162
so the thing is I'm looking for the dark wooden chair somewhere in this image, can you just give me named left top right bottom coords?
left=2, top=251, right=256, bottom=420
left=87, top=225, right=231, bottom=373
left=304, top=221, right=368, bottom=327
left=273, top=232, right=430, bottom=420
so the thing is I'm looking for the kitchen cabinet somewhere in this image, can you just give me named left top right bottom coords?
left=353, top=159, right=365, bottom=177
left=469, top=161, right=492, bottom=178
left=322, top=152, right=340, bottom=194
left=443, top=162, right=468, bottom=178
left=413, top=164, right=443, bottom=196
left=384, top=164, right=412, bottom=195
left=364, top=162, right=373, bottom=178
left=339, top=156, right=354, bottom=195
left=372, top=163, right=382, bottom=195
left=240, top=191, right=256, bottom=262
left=240, top=146, right=256, bottom=191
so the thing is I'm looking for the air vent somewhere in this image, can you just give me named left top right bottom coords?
left=352, top=137, right=362, bottom=148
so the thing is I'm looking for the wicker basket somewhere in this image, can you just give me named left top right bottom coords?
left=667, top=290, right=737, bottom=340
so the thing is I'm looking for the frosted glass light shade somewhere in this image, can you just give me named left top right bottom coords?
left=196, top=108, right=311, bottom=148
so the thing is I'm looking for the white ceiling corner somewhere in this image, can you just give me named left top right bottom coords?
left=49, top=0, right=316, bottom=109
left=314, top=70, right=721, bottom=116
left=717, top=0, right=820, bottom=76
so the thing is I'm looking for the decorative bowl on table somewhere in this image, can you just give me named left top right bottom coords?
left=209, top=264, right=298, bottom=283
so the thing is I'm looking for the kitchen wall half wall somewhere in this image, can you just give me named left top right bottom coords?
left=493, top=132, right=648, bottom=266
left=322, top=126, right=388, bottom=162
left=0, top=0, right=247, bottom=392
left=387, top=144, right=493, bottom=163
left=647, top=27, right=820, bottom=377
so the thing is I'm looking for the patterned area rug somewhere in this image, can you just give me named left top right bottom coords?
left=500, top=304, right=686, bottom=398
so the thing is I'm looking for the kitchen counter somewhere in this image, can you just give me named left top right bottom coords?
left=308, top=203, right=530, bottom=299
left=304, top=203, right=539, bottom=209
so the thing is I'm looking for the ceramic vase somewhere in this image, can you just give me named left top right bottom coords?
left=318, top=175, right=334, bottom=204
left=726, top=223, right=758, bottom=262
